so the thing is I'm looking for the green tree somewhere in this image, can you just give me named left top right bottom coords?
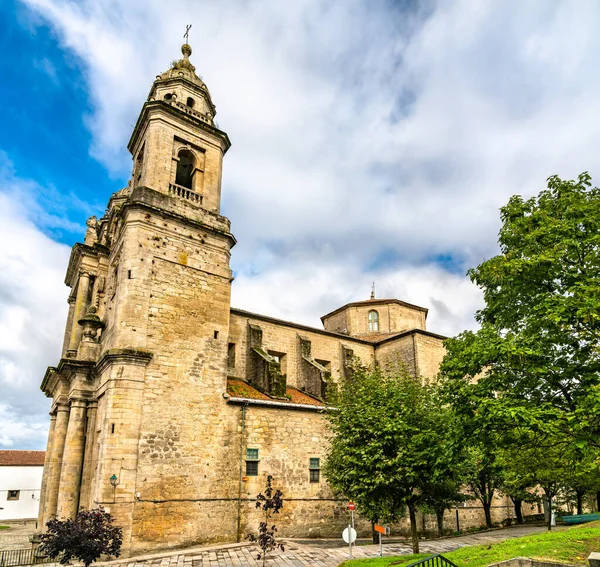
left=324, top=363, right=459, bottom=553
left=442, top=172, right=600, bottom=457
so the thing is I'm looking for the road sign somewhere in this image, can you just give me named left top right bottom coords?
left=342, top=526, right=357, bottom=544
left=348, top=502, right=355, bottom=511
left=374, top=524, right=385, bottom=534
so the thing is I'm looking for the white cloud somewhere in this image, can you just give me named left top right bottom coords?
left=0, top=159, right=70, bottom=449
left=8, top=0, right=600, bottom=446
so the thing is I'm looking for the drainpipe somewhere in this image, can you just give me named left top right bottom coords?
left=236, top=402, right=248, bottom=542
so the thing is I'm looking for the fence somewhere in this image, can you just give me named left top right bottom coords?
left=405, top=554, right=459, bottom=567
left=0, top=548, right=53, bottom=566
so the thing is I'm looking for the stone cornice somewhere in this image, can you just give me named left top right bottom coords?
left=374, top=327, right=448, bottom=346
left=64, top=243, right=109, bottom=287
left=40, top=366, right=58, bottom=397
left=128, top=99, right=231, bottom=156
left=126, top=186, right=237, bottom=248
left=320, top=298, right=429, bottom=323
left=96, top=348, right=153, bottom=375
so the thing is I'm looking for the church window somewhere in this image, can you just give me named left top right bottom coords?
left=175, top=149, right=195, bottom=190
left=186, top=97, right=195, bottom=108
left=245, top=448, right=259, bottom=476
left=309, top=458, right=320, bottom=483
left=228, top=343, right=236, bottom=369
left=7, top=490, right=20, bottom=501
left=368, top=310, right=379, bottom=332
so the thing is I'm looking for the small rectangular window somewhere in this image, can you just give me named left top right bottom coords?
left=309, top=458, right=320, bottom=483
left=246, top=448, right=259, bottom=476
left=7, top=490, right=20, bottom=501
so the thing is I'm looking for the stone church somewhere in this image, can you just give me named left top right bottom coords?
left=37, top=43, right=511, bottom=555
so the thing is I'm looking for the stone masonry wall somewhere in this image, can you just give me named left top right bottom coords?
left=228, top=313, right=375, bottom=391
left=414, top=333, right=446, bottom=380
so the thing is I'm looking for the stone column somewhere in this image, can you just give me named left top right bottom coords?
left=68, top=272, right=91, bottom=355
left=42, top=404, right=70, bottom=524
left=61, top=296, right=76, bottom=358
left=56, top=399, right=87, bottom=519
left=78, top=401, right=98, bottom=510
left=37, top=413, right=57, bottom=530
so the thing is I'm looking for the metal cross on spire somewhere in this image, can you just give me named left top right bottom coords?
left=184, top=24, right=192, bottom=43
left=370, top=282, right=375, bottom=300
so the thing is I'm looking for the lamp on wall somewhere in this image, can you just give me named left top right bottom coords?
left=109, top=474, right=119, bottom=488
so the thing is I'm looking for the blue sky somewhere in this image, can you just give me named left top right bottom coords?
left=0, top=0, right=120, bottom=243
left=2, top=0, right=600, bottom=449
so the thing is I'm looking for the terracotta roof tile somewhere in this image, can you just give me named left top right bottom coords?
left=285, top=387, right=324, bottom=407
left=226, top=379, right=324, bottom=407
left=0, top=450, right=45, bottom=466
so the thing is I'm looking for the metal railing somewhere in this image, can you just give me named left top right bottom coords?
left=0, top=548, right=53, bottom=566
left=404, top=554, right=458, bottom=567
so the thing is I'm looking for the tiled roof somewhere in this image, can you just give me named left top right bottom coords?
left=0, top=450, right=45, bottom=466
left=226, top=378, right=324, bottom=407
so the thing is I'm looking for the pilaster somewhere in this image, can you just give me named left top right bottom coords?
left=78, top=401, right=98, bottom=510
left=42, top=403, right=70, bottom=524
left=37, top=413, right=56, bottom=529
left=56, top=399, right=88, bottom=519
left=68, top=272, right=91, bottom=355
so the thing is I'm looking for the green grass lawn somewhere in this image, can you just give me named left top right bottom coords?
left=0, top=525, right=11, bottom=530
left=339, top=522, right=600, bottom=567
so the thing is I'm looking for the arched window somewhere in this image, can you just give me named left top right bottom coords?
left=368, top=310, right=379, bottom=332
left=175, top=149, right=195, bottom=189
left=164, top=93, right=173, bottom=101
left=186, top=97, right=195, bottom=108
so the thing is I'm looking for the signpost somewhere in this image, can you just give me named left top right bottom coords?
left=374, top=524, right=389, bottom=557
left=344, top=502, right=356, bottom=558
left=342, top=526, right=357, bottom=557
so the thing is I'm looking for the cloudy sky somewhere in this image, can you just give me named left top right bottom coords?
left=2, top=0, right=600, bottom=449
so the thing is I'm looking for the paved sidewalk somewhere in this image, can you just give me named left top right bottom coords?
left=89, top=524, right=556, bottom=567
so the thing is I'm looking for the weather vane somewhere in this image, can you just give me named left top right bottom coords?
left=184, top=24, right=192, bottom=43
left=371, top=281, right=375, bottom=300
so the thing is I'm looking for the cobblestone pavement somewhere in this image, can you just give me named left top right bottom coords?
left=89, top=525, right=558, bottom=567
left=0, top=521, right=36, bottom=550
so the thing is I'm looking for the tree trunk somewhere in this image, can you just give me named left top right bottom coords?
left=436, top=508, right=444, bottom=537
left=408, top=504, right=420, bottom=554
left=482, top=499, right=493, bottom=528
left=576, top=489, right=584, bottom=515
left=596, top=490, right=600, bottom=513
left=512, top=498, right=523, bottom=524
left=371, top=520, right=378, bottom=544
left=547, top=494, right=553, bottom=531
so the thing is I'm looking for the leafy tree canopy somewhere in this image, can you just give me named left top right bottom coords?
left=442, top=173, right=600, bottom=445
left=324, top=362, right=463, bottom=552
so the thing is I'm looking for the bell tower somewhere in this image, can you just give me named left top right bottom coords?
left=128, top=42, right=230, bottom=213
left=38, top=40, right=240, bottom=553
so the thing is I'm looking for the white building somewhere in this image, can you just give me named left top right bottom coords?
left=0, top=451, right=45, bottom=521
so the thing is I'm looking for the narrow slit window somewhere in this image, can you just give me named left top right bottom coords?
left=245, top=448, right=259, bottom=476
left=309, top=458, right=320, bottom=483
left=368, top=310, right=379, bottom=332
